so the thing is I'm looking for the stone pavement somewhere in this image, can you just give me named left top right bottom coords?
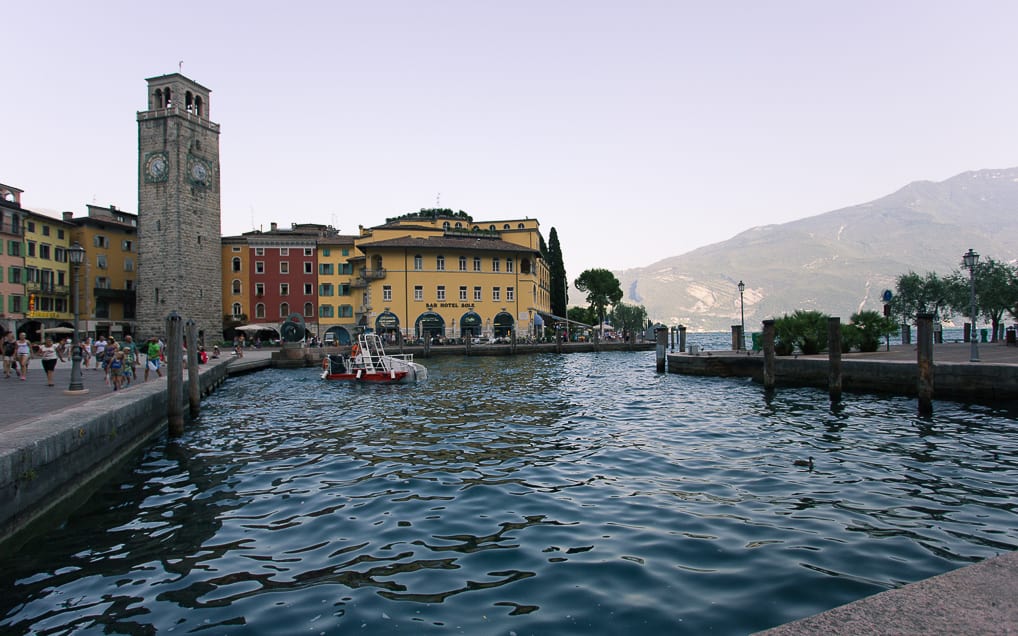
left=0, top=350, right=274, bottom=433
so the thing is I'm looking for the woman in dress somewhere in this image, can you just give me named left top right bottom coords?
left=39, top=336, right=65, bottom=386
left=15, top=332, right=31, bottom=381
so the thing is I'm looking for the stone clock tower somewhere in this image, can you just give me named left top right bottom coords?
left=136, top=73, right=222, bottom=343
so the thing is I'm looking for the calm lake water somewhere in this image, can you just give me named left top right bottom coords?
left=2, top=349, right=1017, bottom=635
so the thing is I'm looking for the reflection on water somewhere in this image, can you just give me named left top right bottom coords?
left=2, top=352, right=1017, bottom=634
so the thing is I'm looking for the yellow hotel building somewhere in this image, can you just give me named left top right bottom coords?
left=352, top=213, right=550, bottom=342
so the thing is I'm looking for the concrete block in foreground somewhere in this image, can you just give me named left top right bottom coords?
left=757, top=550, right=1018, bottom=635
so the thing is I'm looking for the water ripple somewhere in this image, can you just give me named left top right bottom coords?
left=1, top=352, right=1016, bottom=634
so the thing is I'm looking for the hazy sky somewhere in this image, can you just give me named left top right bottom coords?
left=4, top=1, right=1018, bottom=278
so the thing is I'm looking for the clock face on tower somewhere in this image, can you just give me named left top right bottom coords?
left=188, top=156, right=211, bottom=187
left=143, top=152, right=169, bottom=182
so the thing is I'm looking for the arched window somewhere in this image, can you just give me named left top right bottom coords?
left=232, top=257, right=241, bottom=272
left=489, top=224, right=496, bottom=231
left=195, top=96, right=204, bottom=117
left=280, top=302, right=290, bottom=318
left=518, top=223, right=525, bottom=229
left=164, top=87, right=172, bottom=107
left=185, top=91, right=195, bottom=113
left=231, top=279, right=241, bottom=294
left=154, top=88, right=164, bottom=108
left=304, top=302, right=314, bottom=317
left=503, top=224, right=510, bottom=230
left=255, top=303, right=266, bottom=319
left=232, top=303, right=242, bottom=316
left=443, top=221, right=450, bottom=230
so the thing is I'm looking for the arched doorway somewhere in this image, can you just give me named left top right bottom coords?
left=459, top=311, right=482, bottom=338
left=323, top=326, right=352, bottom=345
left=375, top=310, right=401, bottom=345
left=493, top=311, right=515, bottom=339
left=415, top=311, right=445, bottom=343
left=17, top=320, right=42, bottom=343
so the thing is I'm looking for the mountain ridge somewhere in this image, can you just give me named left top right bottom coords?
left=614, top=167, right=1018, bottom=331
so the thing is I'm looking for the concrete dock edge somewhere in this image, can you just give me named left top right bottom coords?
left=756, top=550, right=1018, bottom=635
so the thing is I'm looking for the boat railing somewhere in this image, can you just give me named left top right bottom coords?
left=356, top=334, right=416, bottom=373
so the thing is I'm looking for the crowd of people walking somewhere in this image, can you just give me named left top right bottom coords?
left=1, top=332, right=171, bottom=390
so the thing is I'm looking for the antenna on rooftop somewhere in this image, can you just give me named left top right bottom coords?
left=179, top=60, right=184, bottom=73
left=436, top=192, right=441, bottom=207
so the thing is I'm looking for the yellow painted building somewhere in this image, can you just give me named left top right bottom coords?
left=22, top=209, right=74, bottom=326
left=353, top=213, right=550, bottom=341
left=316, top=235, right=358, bottom=344
left=69, top=205, right=139, bottom=337
left=222, top=236, right=250, bottom=323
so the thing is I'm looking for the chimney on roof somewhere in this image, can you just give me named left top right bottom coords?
left=62, top=211, right=73, bottom=221
left=270, top=222, right=278, bottom=231
left=110, top=204, right=117, bottom=211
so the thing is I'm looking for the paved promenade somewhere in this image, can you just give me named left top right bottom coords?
left=0, top=350, right=274, bottom=432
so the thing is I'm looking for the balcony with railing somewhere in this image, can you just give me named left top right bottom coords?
left=26, top=282, right=70, bottom=296
left=351, top=268, right=386, bottom=288
left=94, top=287, right=137, bottom=302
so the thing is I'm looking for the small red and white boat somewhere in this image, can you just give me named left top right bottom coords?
left=321, top=333, right=428, bottom=384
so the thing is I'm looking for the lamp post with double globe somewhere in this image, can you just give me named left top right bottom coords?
left=962, top=248, right=980, bottom=362
left=65, top=242, right=89, bottom=394
left=738, top=280, right=746, bottom=351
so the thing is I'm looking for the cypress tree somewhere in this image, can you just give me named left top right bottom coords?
left=548, top=227, right=567, bottom=318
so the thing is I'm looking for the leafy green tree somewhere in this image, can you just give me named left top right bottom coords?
left=609, top=303, right=648, bottom=342
left=547, top=228, right=567, bottom=318
left=566, top=306, right=595, bottom=340
left=574, top=268, right=623, bottom=334
left=890, top=271, right=951, bottom=324
left=947, top=257, right=1018, bottom=342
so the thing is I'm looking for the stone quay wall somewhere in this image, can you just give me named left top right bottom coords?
left=0, top=362, right=229, bottom=548
left=667, top=354, right=1018, bottom=401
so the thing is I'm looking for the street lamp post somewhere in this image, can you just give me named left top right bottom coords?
left=737, top=280, right=746, bottom=351
left=962, top=248, right=980, bottom=363
left=65, top=242, right=89, bottom=394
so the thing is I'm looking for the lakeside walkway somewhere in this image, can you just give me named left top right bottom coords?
left=0, top=350, right=274, bottom=433
left=2, top=343, right=1016, bottom=633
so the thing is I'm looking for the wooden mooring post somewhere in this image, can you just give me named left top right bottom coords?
left=762, top=319, right=776, bottom=391
left=678, top=325, right=687, bottom=353
left=166, top=312, right=184, bottom=436
left=656, top=326, right=668, bottom=373
left=828, top=316, right=842, bottom=403
left=186, top=319, right=200, bottom=419
left=917, top=313, right=934, bottom=416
